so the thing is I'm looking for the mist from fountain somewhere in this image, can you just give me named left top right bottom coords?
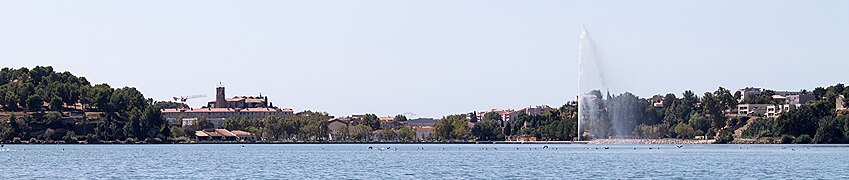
left=577, top=27, right=636, bottom=140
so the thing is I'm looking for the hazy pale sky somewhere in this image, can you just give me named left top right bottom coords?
left=2, top=1, right=848, bottom=118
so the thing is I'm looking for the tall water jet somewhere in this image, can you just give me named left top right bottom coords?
left=578, top=27, right=638, bottom=140
left=578, top=26, right=608, bottom=140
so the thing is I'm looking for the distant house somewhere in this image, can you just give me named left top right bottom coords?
left=475, top=105, right=553, bottom=124
left=414, top=127, right=433, bottom=140
left=738, top=87, right=763, bottom=102
left=766, top=104, right=801, bottom=118
left=512, top=135, right=537, bottom=142
left=161, top=86, right=295, bottom=127
left=327, top=119, right=350, bottom=140
left=230, top=130, right=256, bottom=141
left=837, top=95, right=848, bottom=111
left=737, top=104, right=770, bottom=116
left=405, top=118, right=437, bottom=127
left=195, top=129, right=254, bottom=141
left=649, top=95, right=665, bottom=107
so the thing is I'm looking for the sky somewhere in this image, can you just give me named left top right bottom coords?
left=1, top=1, right=848, bottom=118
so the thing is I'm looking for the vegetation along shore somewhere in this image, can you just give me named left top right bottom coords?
left=1, top=66, right=848, bottom=144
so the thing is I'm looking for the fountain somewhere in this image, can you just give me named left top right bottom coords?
left=577, top=27, right=637, bottom=141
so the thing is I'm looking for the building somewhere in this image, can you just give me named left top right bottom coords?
left=194, top=129, right=254, bottom=141
left=476, top=105, right=553, bottom=124
left=414, top=126, right=433, bottom=140
left=649, top=95, right=665, bottom=107
left=737, top=87, right=763, bottom=102
left=405, top=118, right=437, bottom=127
left=208, top=85, right=270, bottom=108
left=230, top=130, right=256, bottom=141
left=766, top=104, right=801, bottom=118
left=838, top=95, right=847, bottom=111
left=327, top=119, right=350, bottom=140
left=784, top=94, right=814, bottom=105
left=737, top=104, right=770, bottom=116
left=163, top=107, right=294, bottom=127
left=162, top=86, right=294, bottom=127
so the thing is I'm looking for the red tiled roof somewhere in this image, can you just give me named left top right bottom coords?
left=230, top=130, right=253, bottom=136
left=415, top=127, right=433, bottom=132
left=162, top=107, right=293, bottom=113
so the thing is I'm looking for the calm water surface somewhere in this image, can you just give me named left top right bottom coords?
left=1, top=144, right=848, bottom=179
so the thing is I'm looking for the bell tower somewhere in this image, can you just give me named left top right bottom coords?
left=215, top=82, right=226, bottom=108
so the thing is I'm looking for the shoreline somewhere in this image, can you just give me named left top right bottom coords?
left=3, top=139, right=710, bottom=145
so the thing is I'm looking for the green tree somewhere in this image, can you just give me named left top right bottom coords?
left=350, top=124, right=372, bottom=141
left=813, top=116, right=845, bottom=144
left=674, top=122, right=694, bottom=139
left=49, top=96, right=63, bottom=111
left=715, top=130, right=734, bottom=144
left=26, top=95, right=42, bottom=111
left=378, top=129, right=396, bottom=141
left=433, top=114, right=469, bottom=141
left=471, top=119, right=503, bottom=141
left=688, top=113, right=710, bottom=133
left=360, top=114, right=380, bottom=130
left=393, top=114, right=408, bottom=122
left=397, top=126, right=415, bottom=141
left=170, top=126, right=186, bottom=138
left=794, top=134, right=812, bottom=144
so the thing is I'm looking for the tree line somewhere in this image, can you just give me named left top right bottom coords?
left=0, top=66, right=171, bottom=143
left=742, top=84, right=849, bottom=144
left=431, top=102, right=579, bottom=142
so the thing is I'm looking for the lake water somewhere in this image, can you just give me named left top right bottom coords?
left=2, top=144, right=848, bottom=179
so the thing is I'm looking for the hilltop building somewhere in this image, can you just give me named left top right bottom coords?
left=162, top=86, right=294, bottom=127
left=207, top=86, right=270, bottom=108
left=475, top=105, right=553, bottom=123
left=735, top=87, right=814, bottom=117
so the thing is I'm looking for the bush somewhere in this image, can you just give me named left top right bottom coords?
left=715, top=131, right=734, bottom=144
left=780, top=134, right=794, bottom=144
left=793, top=134, right=812, bottom=144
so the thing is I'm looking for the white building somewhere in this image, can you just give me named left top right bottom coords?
left=737, top=104, right=770, bottom=116
left=766, top=104, right=801, bottom=118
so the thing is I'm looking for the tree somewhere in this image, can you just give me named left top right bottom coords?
left=63, top=130, right=77, bottom=142
left=360, top=114, right=380, bottom=130
left=378, top=129, right=396, bottom=141
left=776, top=101, right=831, bottom=137
left=673, top=122, right=694, bottom=139
left=715, top=87, right=737, bottom=110
left=468, top=112, right=478, bottom=123
left=49, top=96, right=63, bottom=111
left=715, top=131, right=734, bottom=144
left=170, top=126, right=186, bottom=138
left=350, top=124, right=372, bottom=141
left=662, top=93, right=676, bottom=108
left=813, top=116, right=845, bottom=144
left=7, top=115, right=21, bottom=139
left=397, top=126, right=415, bottom=141
left=793, top=134, right=812, bottom=144
left=471, top=119, right=503, bottom=141
left=109, top=87, right=147, bottom=113
left=26, top=95, right=42, bottom=111
left=482, top=112, right=502, bottom=122
left=688, top=113, right=709, bottom=132
left=393, top=114, right=408, bottom=122
left=701, top=92, right=724, bottom=131
left=433, top=114, right=469, bottom=141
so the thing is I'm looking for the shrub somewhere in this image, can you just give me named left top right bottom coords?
left=715, top=131, right=734, bottom=144
left=780, top=134, right=794, bottom=144
left=793, top=134, right=812, bottom=144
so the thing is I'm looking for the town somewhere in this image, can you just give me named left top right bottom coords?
left=1, top=66, right=848, bottom=144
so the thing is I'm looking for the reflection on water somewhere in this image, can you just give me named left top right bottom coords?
left=1, top=144, right=848, bottom=179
